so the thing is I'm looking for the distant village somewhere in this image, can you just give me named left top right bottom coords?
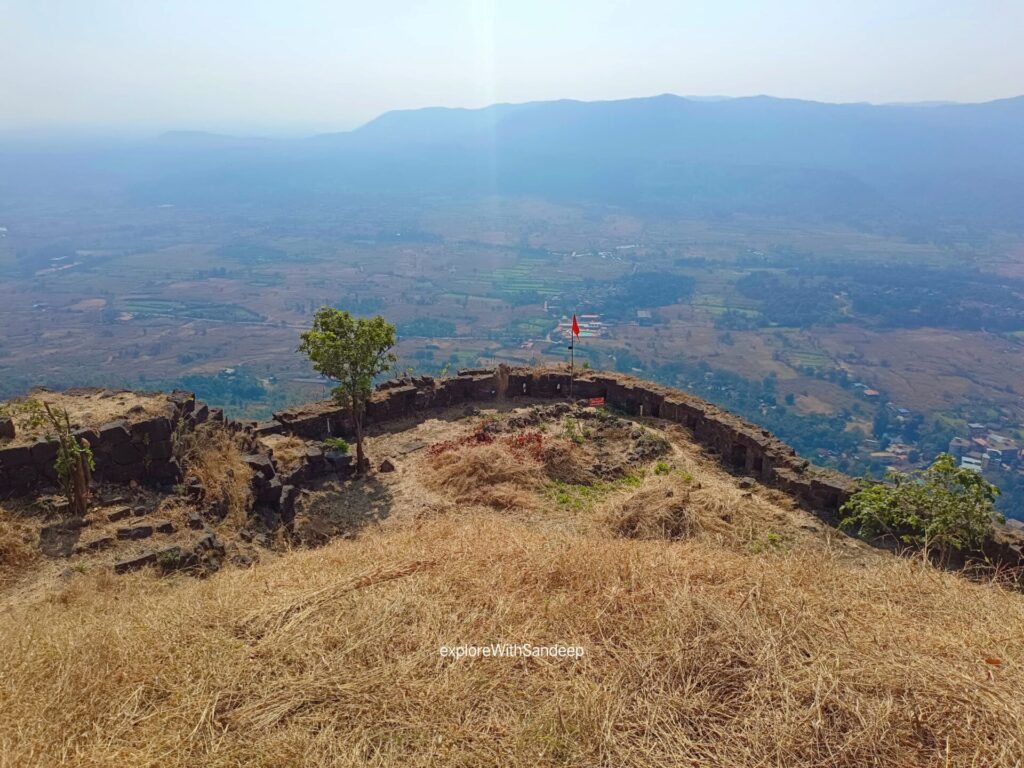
left=827, top=382, right=1022, bottom=473
left=947, top=427, right=1020, bottom=473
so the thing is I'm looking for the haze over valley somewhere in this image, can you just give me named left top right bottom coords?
left=4, top=92, right=1024, bottom=516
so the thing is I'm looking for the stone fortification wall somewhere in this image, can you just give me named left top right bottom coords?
left=268, top=366, right=860, bottom=517
left=4, top=367, right=1021, bottom=570
left=0, top=390, right=222, bottom=499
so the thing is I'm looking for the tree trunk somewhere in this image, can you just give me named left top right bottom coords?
left=71, top=440, right=91, bottom=517
left=352, top=405, right=366, bottom=473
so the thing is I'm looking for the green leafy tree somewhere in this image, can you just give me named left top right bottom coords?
left=840, top=453, right=1002, bottom=559
left=298, top=308, right=396, bottom=472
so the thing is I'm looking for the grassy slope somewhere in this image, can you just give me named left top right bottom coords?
left=1, top=413, right=1023, bottom=766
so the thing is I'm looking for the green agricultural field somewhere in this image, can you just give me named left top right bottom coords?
left=118, top=298, right=264, bottom=323
left=779, top=350, right=833, bottom=371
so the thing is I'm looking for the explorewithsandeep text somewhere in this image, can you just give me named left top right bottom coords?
left=440, top=643, right=586, bottom=660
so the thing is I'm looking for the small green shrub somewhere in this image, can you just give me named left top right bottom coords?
left=750, top=531, right=787, bottom=554
left=562, top=417, right=585, bottom=445
left=550, top=472, right=646, bottom=511
left=42, top=404, right=94, bottom=517
left=840, top=453, right=1002, bottom=557
left=620, top=470, right=644, bottom=488
left=157, top=549, right=181, bottom=568
left=322, top=437, right=351, bottom=454
left=654, top=460, right=671, bottom=475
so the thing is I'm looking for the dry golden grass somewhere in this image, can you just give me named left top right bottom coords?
left=3, top=411, right=1023, bottom=765
left=261, top=434, right=308, bottom=471
left=178, top=424, right=253, bottom=525
left=604, top=474, right=697, bottom=540
left=425, top=442, right=543, bottom=511
left=1, top=513, right=1023, bottom=767
left=1, top=389, right=171, bottom=447
left=0, top=513, right=37, bottom=588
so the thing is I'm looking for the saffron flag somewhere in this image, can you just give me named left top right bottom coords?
left=571, top=314, right=580, bottom=338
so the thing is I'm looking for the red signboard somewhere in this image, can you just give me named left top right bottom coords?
left=588, top=397, right=605, bottom=407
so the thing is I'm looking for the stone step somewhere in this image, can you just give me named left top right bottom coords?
left=72, top=535, right=115, bottom=554
left=104, top=506, right=132, bottom=523
left=113, top=533, right=224, bottom=575
left=114, top=519, right=176, bottom=541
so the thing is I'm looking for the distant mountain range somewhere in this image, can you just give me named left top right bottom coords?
left=5, top=94, right=1024, bottom=233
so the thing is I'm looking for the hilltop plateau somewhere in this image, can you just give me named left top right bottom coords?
left=1, top=368, right=1023, bottom=766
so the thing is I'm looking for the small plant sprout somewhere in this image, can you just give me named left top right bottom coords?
left=322, top=437, right=351, bottom=454
left=42, top=403, right=94, bottom=517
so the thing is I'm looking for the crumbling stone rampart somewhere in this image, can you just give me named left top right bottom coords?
left=4, top=367, right=1020, bottom=571
left=269, top=366, right=860, bottom=516
left=0, top=390, right=223, bottom=499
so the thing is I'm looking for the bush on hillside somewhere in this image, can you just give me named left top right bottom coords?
left=840, top=453, right=1002, bottom=557
left=322, top=437, right=350, bottom=454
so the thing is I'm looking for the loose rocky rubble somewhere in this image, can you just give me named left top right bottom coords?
left=484, top=403, right=671, bottom=481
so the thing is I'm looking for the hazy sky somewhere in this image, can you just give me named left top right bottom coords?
left=2, top=0, right=1022, bottom=135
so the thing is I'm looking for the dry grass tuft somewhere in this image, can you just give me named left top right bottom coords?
left=603, top=474, right=745, bottom=545
left=604, top=474, right=695, bottom=539
left=262, top=434, right=307, bottom=471
left=540, top=437, right=595, bottom=485
left=0, top=513, right=37, bottom=588
left=178, top=424, right=253, bottom=525
left=1, top=514, right=1024, bottom=766
left=426, top=442, right=542, bottom=511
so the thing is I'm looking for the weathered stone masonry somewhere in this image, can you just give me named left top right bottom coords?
left=269, top=366, right=861, bottom=517
left=0, top=390, right=223, bottom=500
left=265, top=365, right=1024, bottom=567
left=3, top=366, right=1021, bottom=568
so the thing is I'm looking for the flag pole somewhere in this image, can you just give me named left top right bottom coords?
left=569, top=310, right=579, bottom=401
left=569, top=329, right=575, bottom=401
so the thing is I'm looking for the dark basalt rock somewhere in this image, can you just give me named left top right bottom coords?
left=105, top=506, right=132, bottom=523
left=258, top=477, right=283, bottom=506
left=74, top=535, right=115, bottom=554
left=0, top=445, right=32, bottom=469
left=116, top=524, right=153, bottom=541
left=148, top=458, right=182, bottom=484
left=30, top=439, right=58, bottom=464
left=279, top=485, right=299, bottom=525
left=111, top=441, right=144, bottom=466
left=243, top=453, right=275, bottom=479
left=131, top=416, right=172, bottom=442
left=114, top=552, right=157, bottom=574
left=98, top=421, right=131, bottom=445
